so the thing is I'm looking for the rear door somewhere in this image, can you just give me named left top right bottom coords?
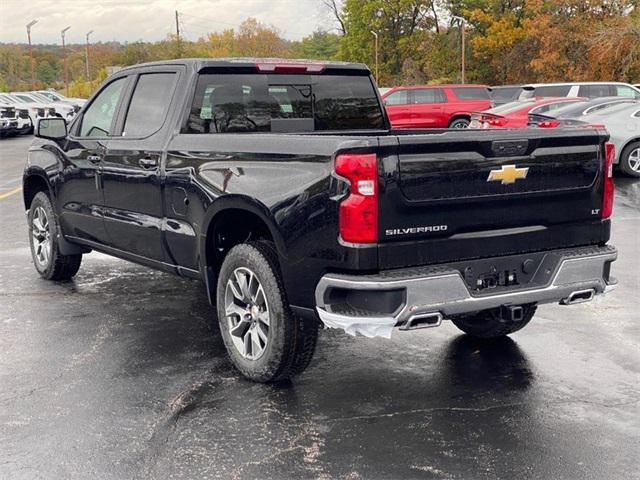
left=409, top=88, right=446, bottom=128
left=101, top=68, right=180, bottom=261
left=383, top=90, right=412, bottom=128
left=377, top=129, right=609, bottom=269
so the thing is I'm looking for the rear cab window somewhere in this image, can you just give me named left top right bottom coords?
left=185, top=70, right=385, bottom=133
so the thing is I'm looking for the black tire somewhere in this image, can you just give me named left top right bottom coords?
left=449, top=117, right=470, bottom=129
left=451, top=304, right=537, bottom=338
left=618, top=141, right=640, bottom=177
left=28, top=191, right=82, bottom=281
left=216, top=241, right=318, bottom=383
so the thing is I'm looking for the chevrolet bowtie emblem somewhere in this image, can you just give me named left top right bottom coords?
left=487, top=164, right=529, bottom=185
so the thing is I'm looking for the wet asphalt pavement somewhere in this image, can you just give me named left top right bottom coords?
left=0, top=135, right=639, bottom=480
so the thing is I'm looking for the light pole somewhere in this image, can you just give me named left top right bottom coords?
left=85, top=30, right=93, bottom=81
left=370, top=31, right=379, bottom=84
left=452, top=16, right=466, bottom=84
left=26, top=20, right=38, bottom=90
left=61, top=26, right=71, bottom=96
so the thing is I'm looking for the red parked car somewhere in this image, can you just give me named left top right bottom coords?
left=470, top=97, right=585, bottom=129
left=381, top=84, right=491, bottom=129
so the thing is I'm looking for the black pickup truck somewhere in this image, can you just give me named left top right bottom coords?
left=24, top=58, right=617, bottom=382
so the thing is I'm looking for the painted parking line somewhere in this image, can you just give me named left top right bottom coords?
left=0, top=186, right=22, bottom=200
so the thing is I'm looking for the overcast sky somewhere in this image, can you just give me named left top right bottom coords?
left=0, top=0, right=337, bottom=44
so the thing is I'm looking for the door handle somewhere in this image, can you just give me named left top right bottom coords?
left=139, top=156, right=158, bottom=169
left=87, top=154, right=102, bottom=163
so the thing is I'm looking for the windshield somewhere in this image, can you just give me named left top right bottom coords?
left=185, top=71, right=386, bottom=133
left=39, top=91, right=62, bottom=101
left=14, top=94, right=37, bottom=103
left=7, top=94, right=29, bottom=104
left=29, top=93, right=52, bottom=102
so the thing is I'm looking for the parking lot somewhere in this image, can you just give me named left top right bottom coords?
left=0, top=134, right=639, bottom=479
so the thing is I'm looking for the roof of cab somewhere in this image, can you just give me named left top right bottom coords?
left=118, top=58, right=369, bottom=73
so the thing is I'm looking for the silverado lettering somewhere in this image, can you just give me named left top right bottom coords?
left=386, top=226, right=448, bottom=235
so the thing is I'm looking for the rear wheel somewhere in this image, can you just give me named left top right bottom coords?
left=28, top=192, right=82, bottom=280
left=451, top=304, right=537, bottom=338
left=619, top=141, right=640, bottom=177
left=449, top=118, right=470, bottom=129
left=216, top=241, right=318, bottom=383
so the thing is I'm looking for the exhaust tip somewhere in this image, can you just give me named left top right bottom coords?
left=400, top=312, right=443, bottom=330
left=561, top=289, right=595, bottom=305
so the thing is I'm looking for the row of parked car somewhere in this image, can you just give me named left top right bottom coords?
left=0, top=91, right=85, bottom=137
left=381, top=81, right=640, bottom=176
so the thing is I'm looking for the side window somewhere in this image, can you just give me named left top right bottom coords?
left=616, top=85, right=640, bottom=98
left=578, top=85, right=615, bottom=98
left=80, top=78, right=126, bottom=137
left=384, top=90, right=408, bottom=106
left=412, top=89, right=445, bottom=104
left=634, top=110, right=640, bottom=118
left=123, top=73, right=177, bottom=137
left=535, top=85, right=571, bottom=97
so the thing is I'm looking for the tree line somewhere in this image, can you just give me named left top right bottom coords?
left=0, top=0, right=638, bottom=96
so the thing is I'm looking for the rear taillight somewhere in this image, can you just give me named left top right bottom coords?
left=602, top=142, right=615, bottom=219
left=537, top=119, right=561, bottom=128
left=480, top=114, right=505, bottom=128
left=335, top=153, right=378, bottom=244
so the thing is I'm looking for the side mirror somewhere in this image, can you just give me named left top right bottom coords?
left=36, top=117, right=67, bottom=140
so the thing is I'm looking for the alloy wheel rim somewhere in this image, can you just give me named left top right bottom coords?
left=452, top=122, right=468, bottom=129
left=629, top=148, right=640, bottom=173
left=224, top=267, right=270, bottom=360
left=31, top=206, right=52, bottom=269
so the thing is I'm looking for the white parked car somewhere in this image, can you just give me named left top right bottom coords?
left=577, top=103, right=640, bottom=177
left=0, top=93, right=51, bottom=132
left=0, top=100, right=32, bottom=136
left=519, top=82, right=640, bottom=100
left=11, top=92, right=75, bottom=121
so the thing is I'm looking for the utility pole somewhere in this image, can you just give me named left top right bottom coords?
left=26, top=20, right=38, bottom=90
left=452, top=16, right=466, bottom=84
left=61, top=26, right=71, bottom=96
left=175, top=10, right=181, bottom=57
left=85, top=30, right=93, bottom=81
left=370, top=31, right=379, bottom=84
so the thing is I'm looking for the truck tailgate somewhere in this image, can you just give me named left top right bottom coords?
left=378, top=128, right=610, bottom=269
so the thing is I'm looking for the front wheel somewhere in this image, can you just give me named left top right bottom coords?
left=28, top=192, right=82, bottom=280
left=216, top=241, right=318, bottom=383
left=452, top=304, right=537, bottom=338
left=618, top=141, right=640, bottom=177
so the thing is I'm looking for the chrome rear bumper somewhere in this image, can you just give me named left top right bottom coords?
left=315, top=245, right=617, bottom=338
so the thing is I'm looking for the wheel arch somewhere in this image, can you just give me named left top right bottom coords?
left=22, top=169, right=53, bottom=210
left=618, top=137, right=640, bottom=161
left=448, top=114, right=471, bottom=127
left=200, top=196, right=286, bottom=304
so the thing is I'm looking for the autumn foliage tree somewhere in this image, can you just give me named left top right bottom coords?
left=1, top=1, right=639, bottom=93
